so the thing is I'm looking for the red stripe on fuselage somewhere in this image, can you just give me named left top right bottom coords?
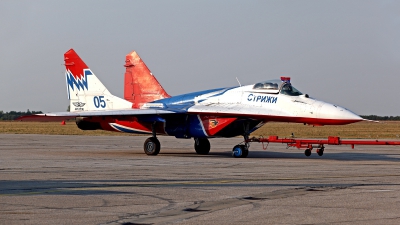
left=199, top=116, right=237, bottom=136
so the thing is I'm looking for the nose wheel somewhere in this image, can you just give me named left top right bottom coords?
left=232, top=125, right=251, bottom=158
left=232, top=145, right=249, bottom=158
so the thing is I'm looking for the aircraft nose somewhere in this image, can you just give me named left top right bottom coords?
left=318, top=103, right=363, bottom=124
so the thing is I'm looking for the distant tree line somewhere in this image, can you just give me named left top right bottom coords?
left=360, top=115, right=400, bottom=121
left=0, top=110, right=43, bottom=120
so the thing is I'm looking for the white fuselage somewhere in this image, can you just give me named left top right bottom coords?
left=189, top=84, right=361, bottom=125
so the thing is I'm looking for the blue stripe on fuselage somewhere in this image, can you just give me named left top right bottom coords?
left=110, top=123, right=151, bottom=134
left=189, top=115, right=208, bottom=137
left=153, top=87, right=236, bottom=108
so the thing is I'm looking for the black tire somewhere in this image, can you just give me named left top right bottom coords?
left=317, top=148, right=324, bottom=156
left=304, top=149, right=311, bottom=157
left=232, top=145, right=248, bottom=158
left=144, top=137, right=160, bottom=156
left=242, top=148, right=249, bottom=158
left=194, top=138, right=211, bottom=155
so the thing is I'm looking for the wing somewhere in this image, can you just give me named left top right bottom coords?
left=16, top=108, right=182, bottom=122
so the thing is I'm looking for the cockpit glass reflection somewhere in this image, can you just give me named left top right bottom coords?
left=280, top=83, right=302, bottom=96
left=253, top=81, right=279, bottom=90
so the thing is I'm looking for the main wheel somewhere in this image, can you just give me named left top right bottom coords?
left=144, top=137, right=160, bottom=156
left=304, top=149, right=311, bottom=157
left=194, top=138, right=211, bottom=155
left=232, top=145, right=249, bottom=158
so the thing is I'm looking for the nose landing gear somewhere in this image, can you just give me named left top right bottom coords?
left=232, top=125, right=251, bottom=158
left=232, top=144, right=249, bottom=158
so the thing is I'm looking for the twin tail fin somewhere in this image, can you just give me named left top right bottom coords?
left=65, top=49, right=133, bottom=112
left=124, top=51, right=170, bottom=108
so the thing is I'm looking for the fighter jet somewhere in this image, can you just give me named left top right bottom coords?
left=19, top=49, right=364, bottom=158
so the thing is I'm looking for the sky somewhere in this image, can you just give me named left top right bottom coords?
left=0, top=0, right=399, bottom=115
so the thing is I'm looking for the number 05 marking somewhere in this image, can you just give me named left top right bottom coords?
left=93, top=96, right=106, bottom=108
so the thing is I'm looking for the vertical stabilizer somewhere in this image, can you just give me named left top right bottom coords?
left=124, top=51, right=170, bottom=108
left=65, top=49, right=133, bottom=112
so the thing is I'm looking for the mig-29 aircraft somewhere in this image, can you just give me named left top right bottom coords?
left=19, top=49, right=369, bottom=158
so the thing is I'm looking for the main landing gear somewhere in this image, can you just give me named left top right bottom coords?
left=144, top=136, right=212, bottom=156
left=143, top=120, right=252, bottom=158
left=143, top=122, right=213, bottom=156
left=144, top=137, right=160, bottom=155
left=144, top=123, right=160, bottom=156
left=194, top=138, right=211, bottom=155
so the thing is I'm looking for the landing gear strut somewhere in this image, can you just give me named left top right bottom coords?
left=144, top=122, right=160, bottom=156
left=194, top=138, right=210, bottom=155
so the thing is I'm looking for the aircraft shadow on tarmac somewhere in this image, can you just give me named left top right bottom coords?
left=158, top=149, right=400, bottom=161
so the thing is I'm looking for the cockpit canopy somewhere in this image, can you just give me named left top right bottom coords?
left=252, top=79, right=303, bottom=96
left=253, top=82, right=279, bottom=90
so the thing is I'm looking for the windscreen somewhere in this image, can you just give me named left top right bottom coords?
left=280, top=83, right=303, bottom=96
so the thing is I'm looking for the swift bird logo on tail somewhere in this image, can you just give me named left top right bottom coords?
left=64, top=48, right=95, bottom=100
left=66, top=69, right=92, bottom=91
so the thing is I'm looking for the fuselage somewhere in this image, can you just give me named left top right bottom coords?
left=84, top=79, right=362, bottom=138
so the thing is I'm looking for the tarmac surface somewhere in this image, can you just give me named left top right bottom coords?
left=1, top=134, right=400, bottom=225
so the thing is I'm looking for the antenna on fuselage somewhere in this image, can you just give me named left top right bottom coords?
left=236, top=77, right=242, bottom=87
